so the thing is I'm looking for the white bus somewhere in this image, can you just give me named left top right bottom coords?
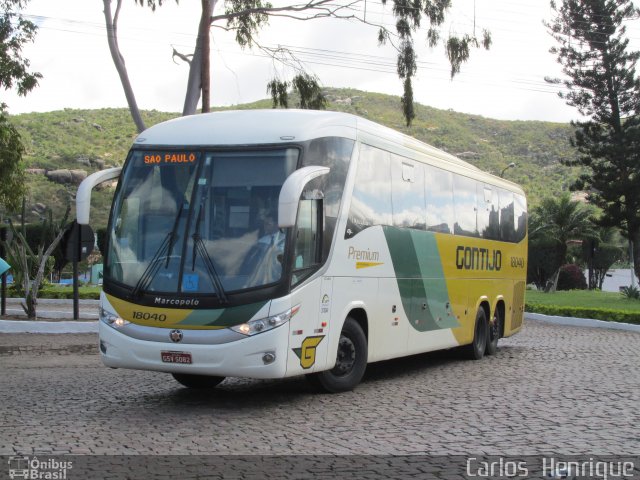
left=77, top=110, right=527, bottom=392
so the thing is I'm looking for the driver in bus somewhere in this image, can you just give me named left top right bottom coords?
left=258, top=215, right=285, bottom=251
left=247, top=214, right=285, bottom=284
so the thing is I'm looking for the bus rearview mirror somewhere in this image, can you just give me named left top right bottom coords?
left=278, top=166, right=330, bottom=228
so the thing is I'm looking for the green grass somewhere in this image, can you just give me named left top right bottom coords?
left=9, top=285, right=101, bottom=300
left=526, top=289, right=640, bottom=312
left=526, top=289, right=640, bottom=324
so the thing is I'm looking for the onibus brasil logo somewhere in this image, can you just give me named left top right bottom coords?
left=8, top=456, right=73, bottom=479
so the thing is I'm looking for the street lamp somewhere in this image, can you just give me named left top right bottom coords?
left=500, top=162, right=516, bottom=178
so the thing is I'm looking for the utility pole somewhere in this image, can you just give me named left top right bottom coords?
left=631, top=240, right=637, bottom=288
left=1, top=228, right=6, bottom=316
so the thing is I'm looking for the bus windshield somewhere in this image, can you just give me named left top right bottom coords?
left=105, top=148, right=299, bottom=297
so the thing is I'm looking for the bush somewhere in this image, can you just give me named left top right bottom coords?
left=620, top=285, right=640, bottom=300
left=557, top=264, right=587, bottom=291
left=7, top=285, right=100, bottom=300
left=526, top=302, right=640, bottom=325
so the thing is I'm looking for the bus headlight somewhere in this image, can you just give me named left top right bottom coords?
left=231, top=305, right=300, bottom=336
left=100, top=307, right=130, bottom=329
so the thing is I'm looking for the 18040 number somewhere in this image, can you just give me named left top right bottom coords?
left=510, top=257, right=525, bottom=268
left=132, top=311, right=167, bottom=322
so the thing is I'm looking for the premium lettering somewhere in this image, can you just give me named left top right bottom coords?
left=348, top=246, right=380, bottom=261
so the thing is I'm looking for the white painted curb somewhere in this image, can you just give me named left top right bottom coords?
left=0, top=320, right=98, bottom=334
left=525, top=312, right=640, bottom=333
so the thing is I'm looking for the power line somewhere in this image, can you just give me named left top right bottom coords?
left=17, top=9, right=585, bottom=97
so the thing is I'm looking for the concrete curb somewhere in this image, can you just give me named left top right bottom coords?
left=3, top=308, right=99, bottom=320
left=4, top=298, right=100, bottom=305
left=524, top=312, right=640, bottom=333
left=0, top=319, right=98, bottom=333
left=3, top=298, right=99, bottom=320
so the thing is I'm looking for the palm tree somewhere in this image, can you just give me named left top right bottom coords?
left=530, top=193, right=596, bottom=292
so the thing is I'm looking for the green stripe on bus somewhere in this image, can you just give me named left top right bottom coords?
left=383, top=227, right=459, bottom=332
left=178, top=301, right=268, bottom=327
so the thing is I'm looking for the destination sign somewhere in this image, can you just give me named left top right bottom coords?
left=143, top=152, right=198, bottom=166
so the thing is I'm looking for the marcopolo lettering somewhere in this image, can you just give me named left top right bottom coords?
left=456, top=246, right=502, bottom=271
left=154, top=297, right=200, bottom=307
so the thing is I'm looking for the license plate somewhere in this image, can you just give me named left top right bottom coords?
left=161, top=351, right=192, bottom=364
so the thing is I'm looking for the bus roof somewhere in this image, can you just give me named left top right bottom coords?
left=135, top=109, right=359, bottom=147
left=134, top=109, right=521, bottom=191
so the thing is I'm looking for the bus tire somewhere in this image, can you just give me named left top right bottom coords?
left=308, top=317, right=367, bottom=393
left=486, top=308, right=502, bottom=356
left=171, top=373, right=225, bottom=389
left=464, top=308, right=488, bottom=360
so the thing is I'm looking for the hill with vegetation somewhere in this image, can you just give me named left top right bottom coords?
left=9, top=88, right=579, bottom=229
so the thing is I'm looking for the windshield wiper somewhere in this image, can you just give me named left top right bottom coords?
left=130, top=203, right=184, bottom=299
left=191, top=204, right=229, bottom=304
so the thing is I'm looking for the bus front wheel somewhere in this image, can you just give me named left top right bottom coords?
left=464, top=308, right=488, bottom=360
left=172, top=373, right=225, bottom=389
left=307, top=317, right=367, bottom=393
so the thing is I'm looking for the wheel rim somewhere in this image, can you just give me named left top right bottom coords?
left=490, top=315, right=499, bottom=342
left=332, top=334, right=356, bottom=376
left=476, top=316, right=487, bottom=351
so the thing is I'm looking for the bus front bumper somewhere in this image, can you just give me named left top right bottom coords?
left=98, top=321, right=289, bottom=379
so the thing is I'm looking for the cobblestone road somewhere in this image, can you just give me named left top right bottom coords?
left=1, top=321, right=639, bottom=457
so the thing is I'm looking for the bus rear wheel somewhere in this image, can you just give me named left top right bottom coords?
left=172, top=373, right=225, bottom=389
left=486, top=308, right=502, bottom=356
left=464, top=308, right=488, bottom=360
left=307, top=317, right=367, bottom=393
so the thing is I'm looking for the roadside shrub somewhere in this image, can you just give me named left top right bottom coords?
left=557, top=264, right=587, bottom=291
left=526, top=302, right=640, bottom=325
left=621, top=285, right=640, bottom=300
left=7, top=285, right=100, bottom=300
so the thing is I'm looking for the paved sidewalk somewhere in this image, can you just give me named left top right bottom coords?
left=2, top=321, right=639, bottom=456
left=2, top=297, right=99, bottom=320
left=0, top=332, right=97, bottom=355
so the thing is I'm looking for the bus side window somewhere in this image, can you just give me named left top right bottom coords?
left=302, top=137, right=354, bottom=260
left=292, top=198, right=323, bottom=286
left=514, top=193, right=527, bottom=242
left=425, top=165, right=454, bottom=234
left=480, top=184, right=501, bottom=240
left=345, top=144, right=392, bottom=237
left=391, top=154, right=426, bottom=230
left=499, top=189, right=515, bottom=242
left=453, top=175, right=479, bottom=237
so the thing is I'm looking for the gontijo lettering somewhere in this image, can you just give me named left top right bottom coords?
left=144, top=153, right=197, bottom=164
left=456, top=246, right=502, bottom=271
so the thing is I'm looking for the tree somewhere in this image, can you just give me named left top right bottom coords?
left=528, top=194, right=595, bottom=291
left=377, top=0, right=491, bottom=125
left=581, top=226, right=623, bottom=289
left=0, top=111, right=26, bottom=212
left=103, top=0, right=147, bottom=133
left=546, top=0, right=640, bottom=284
left=103, top=0, right=491, bottom=131
left=0, top=0, right=41, bottom=214
left=0, top=0, right=41, bottom=99
left=3, top=199, right=70, bottom=319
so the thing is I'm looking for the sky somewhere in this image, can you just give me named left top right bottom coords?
left=4, top=0, right=640, bottom=122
